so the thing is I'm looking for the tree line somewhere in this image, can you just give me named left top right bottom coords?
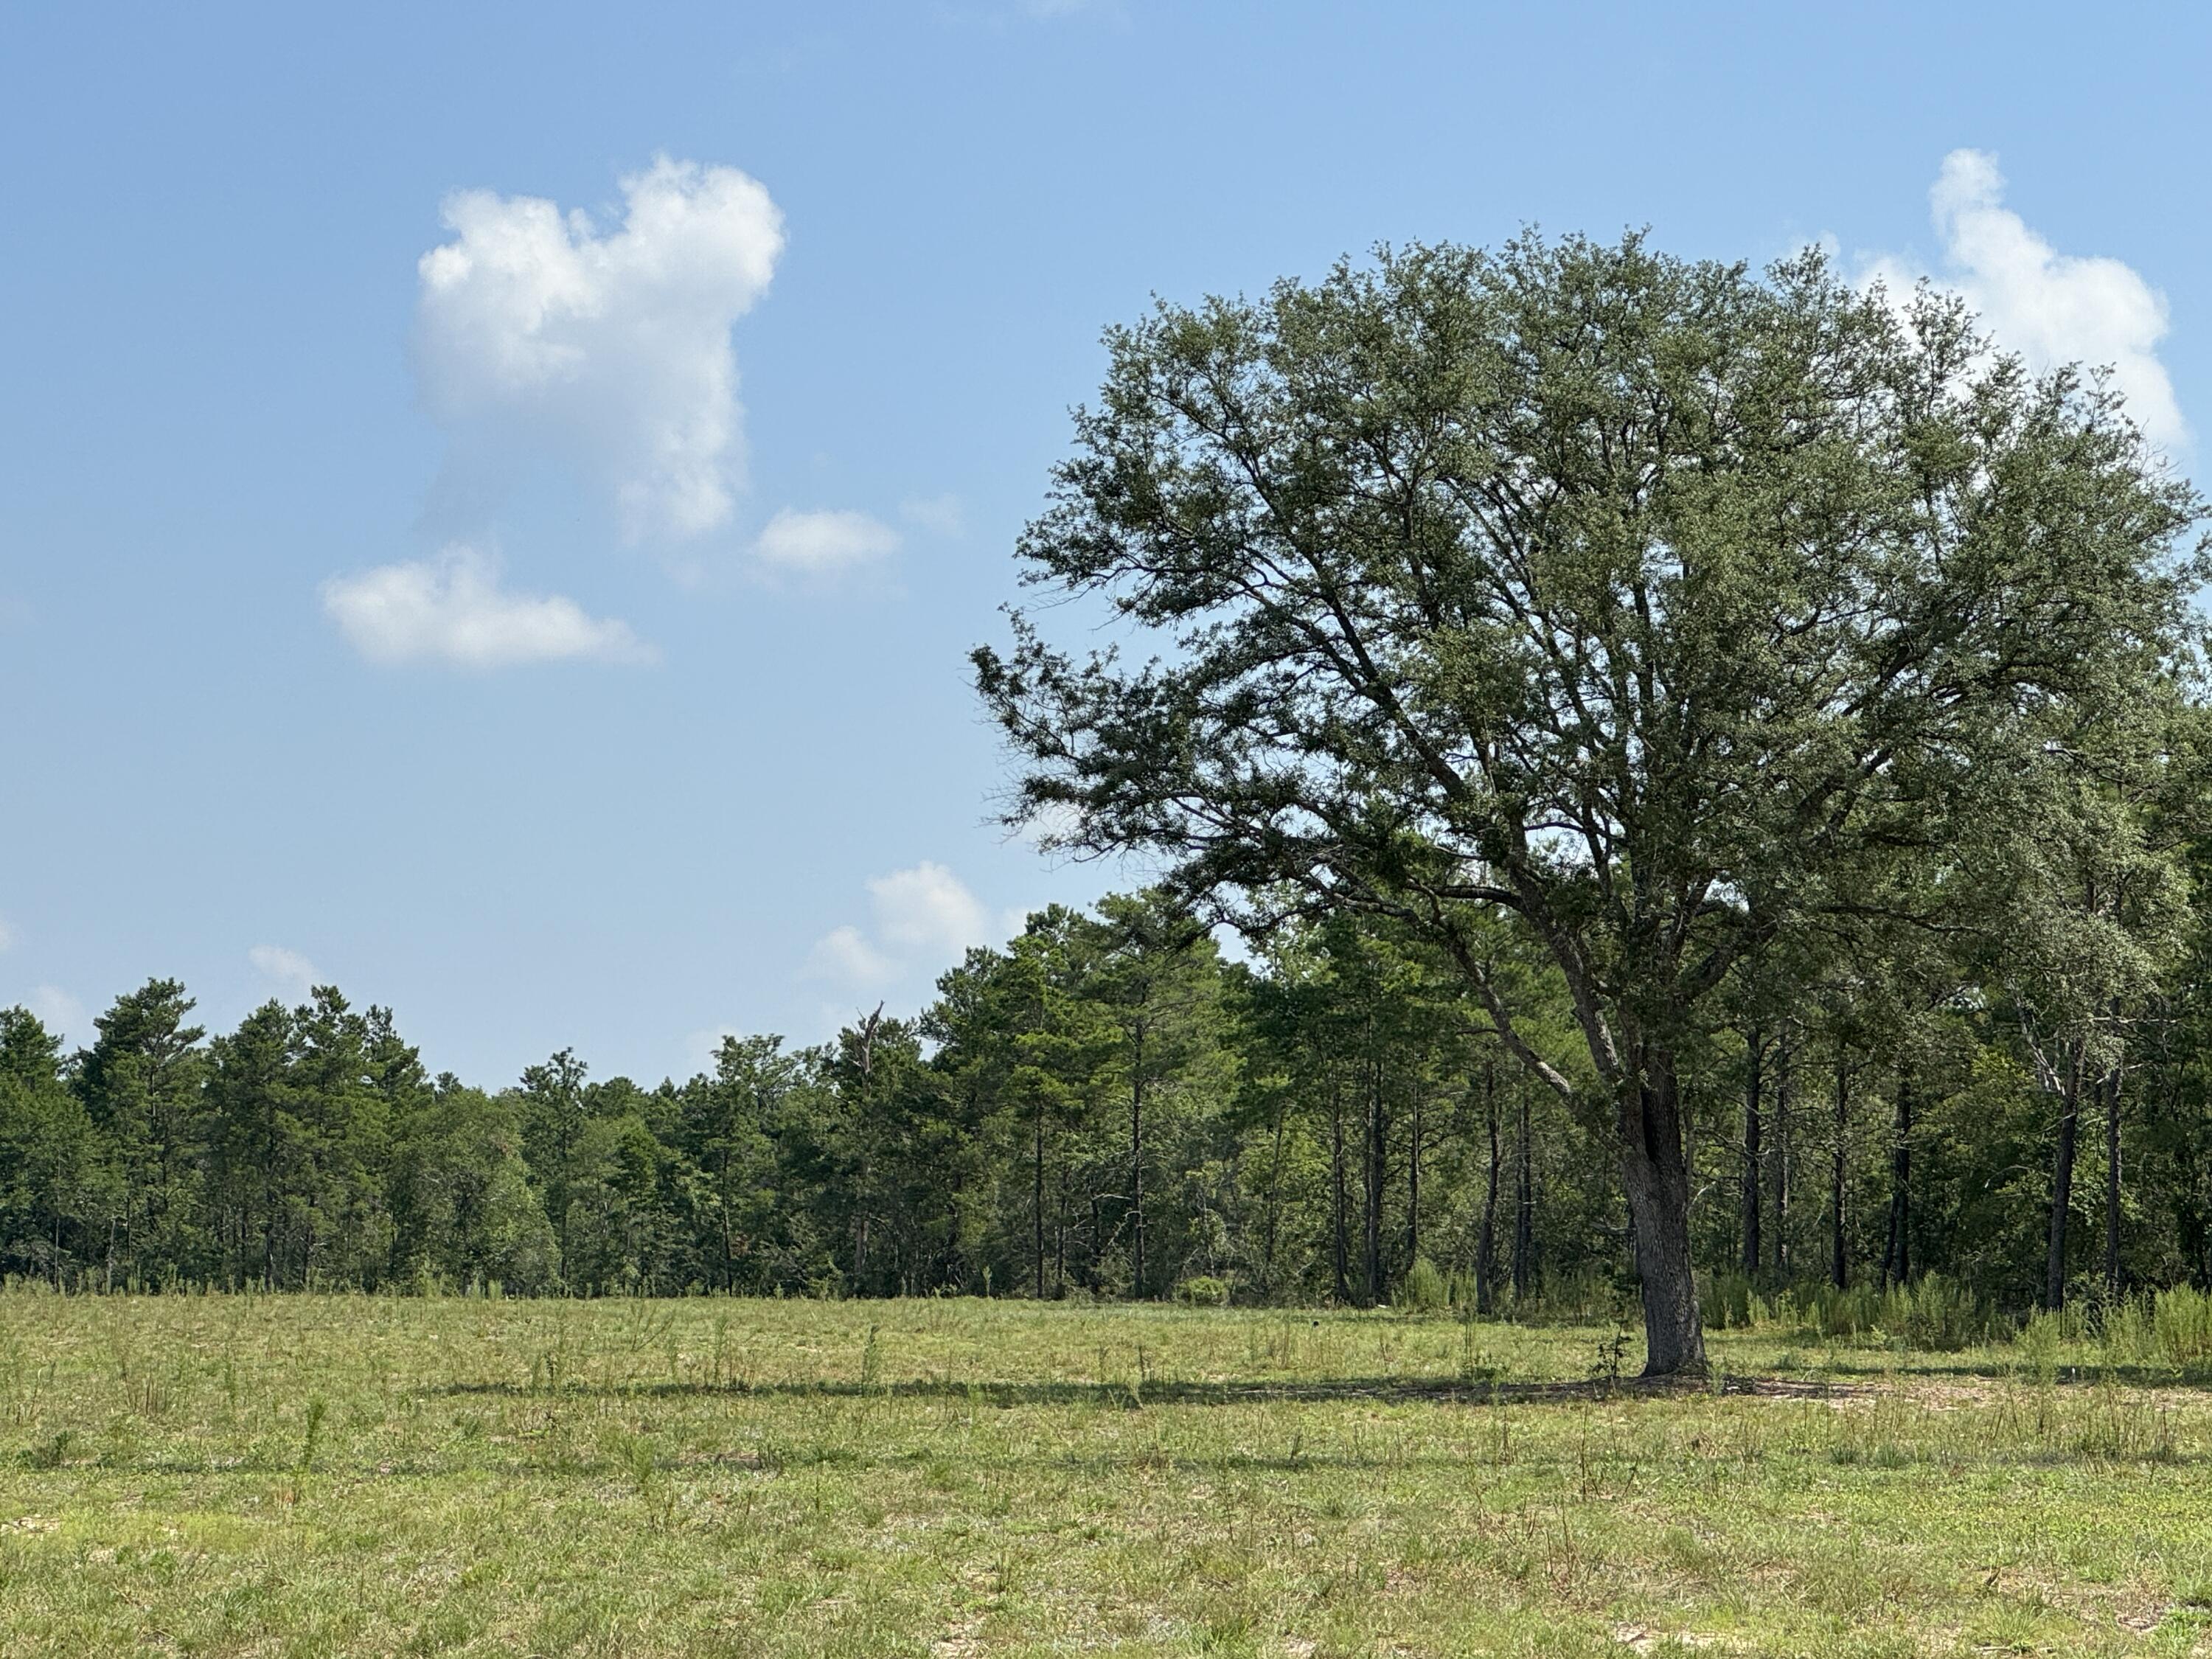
left=9, top=866, right=2212, bottom=1313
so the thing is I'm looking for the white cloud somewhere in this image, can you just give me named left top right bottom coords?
left=870, top=862, right=995, bottom=959
left=248, top=944, right=320, bottom=1004
left=805, top=925, right=900, bottom=990
left=753, top=508, right=902, bottom=576
left=900, top=493, right=965, bottom=537
left=415, top=156, right=786, bottom=541
left=1863, top=150, right=2185, bottom=453
left=0, top=915, right=13, bottom=953
left=322, top=545, right=655, bottom=668
left=807, top=862, right=998, bottom=990
left=27, top=986, right=88, bottom=1047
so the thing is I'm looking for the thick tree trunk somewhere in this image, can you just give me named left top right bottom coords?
left=1740, top=1030, right=1763, bottom=1279
left=1618, top=1055, right=1705, bottom=1376
left=2046, top=1043, right=2081, bottom=1310
left=2104, top=1065, right=2123, bottom=1299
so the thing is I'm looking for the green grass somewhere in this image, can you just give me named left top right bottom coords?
left=5, top=1293, right=2212, bottom=1655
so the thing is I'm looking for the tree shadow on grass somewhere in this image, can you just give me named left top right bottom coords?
left=430, top=1372, right=1855, bottom=1410
left=1800, top=1357, right=2212, bottom=1391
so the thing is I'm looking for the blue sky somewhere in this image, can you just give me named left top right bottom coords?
left=4, top=1, right=2206, bottom=1086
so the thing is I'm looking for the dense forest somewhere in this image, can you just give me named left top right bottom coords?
left=8, top=862, right=2212, bottom=1317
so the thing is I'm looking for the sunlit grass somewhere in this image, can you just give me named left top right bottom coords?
left=4, top=1290, right=2212, bottom=1655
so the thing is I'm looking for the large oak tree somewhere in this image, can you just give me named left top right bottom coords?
left=975, top=234, right=2202, bottom=1373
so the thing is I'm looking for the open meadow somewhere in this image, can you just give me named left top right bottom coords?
left=4, top=1295, right=2212, bottom=1655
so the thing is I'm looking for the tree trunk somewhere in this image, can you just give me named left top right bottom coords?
left=1773, top=1037, right=1792, bottom=1281
left=1512, top=1086, right=1534, bottom=1303
left=1033, top=1102, right=1046, bottom=1301
left=1130, top=1019, right=1145, bottom=1299
left=1329, top=1080, right=1349, bottom=1304
left=1882, top=1069, right=1912, bottom=1287
left=2046, top=1041, right=2081, bottom=1310
left=1407, top=1085, right=1422, bottom=1269
left=1262, top=1099, right=1286, bottom=1298
left=1829, top=1053, right=1849, bottom=1291
left=1475, top=1062, right=1500, bottom=1314
left=1363, top=1047, right=1384, bottom=1306
left=1740, top=1029, right=1763, bottom=1279
left=2104, top=1063, right=2124, bottom=1299
left=1618, top=1054, right=1705, bottom=1376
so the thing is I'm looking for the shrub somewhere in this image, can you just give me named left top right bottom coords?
left=1176, top=1275, right=1231, bottom=1307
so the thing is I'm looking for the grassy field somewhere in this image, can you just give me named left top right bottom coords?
left=4, top=1294, right=2212, bottom=1655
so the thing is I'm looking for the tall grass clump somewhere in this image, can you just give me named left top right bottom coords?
left=2016, top=1309, right=2064, bottom=1382
left=1800, top=1282, right=1882, bottom=1341
left=1400, top=1256, right=1447, bottom=1312
left=1699, top=1270, right=1756, bottom=1332
left=298, top=1394, right=328, bottom=1472
left=2097, top=1294, right=2157, bottom=1366
left=1740, top=1274, right=1987, bottom=1349
left=1885, top=1273, right=1983, bottom=1352
left=2154, top=1284, right=2212, bottom=1366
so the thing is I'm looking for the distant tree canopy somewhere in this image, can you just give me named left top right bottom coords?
left=19, top=855, right=2212, bottom=1328
left=975, top=233, right=2207, bottom=1371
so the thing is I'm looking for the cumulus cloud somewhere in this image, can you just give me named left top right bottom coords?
left=27, top=986, right=88, bottom=1048
left=807, top=862, right=997, bottom=990
left=1863, top=150, right=2186, bottom=453
left=249, top=945, right=320, bottom=1004
left=322, top=545, right=655, bottom=668
left=870, top=862, right=996, bottom=959
left=415, top=156, right=787, bottom=541
left=805, top=925, right=900, bottom=990
left=753, top=508, right=902, bottom=577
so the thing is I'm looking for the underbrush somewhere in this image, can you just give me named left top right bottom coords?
left=1695, top=1270, right=1989, bottom=1351
left=1687, top=1270, right=2212, bottom=1377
